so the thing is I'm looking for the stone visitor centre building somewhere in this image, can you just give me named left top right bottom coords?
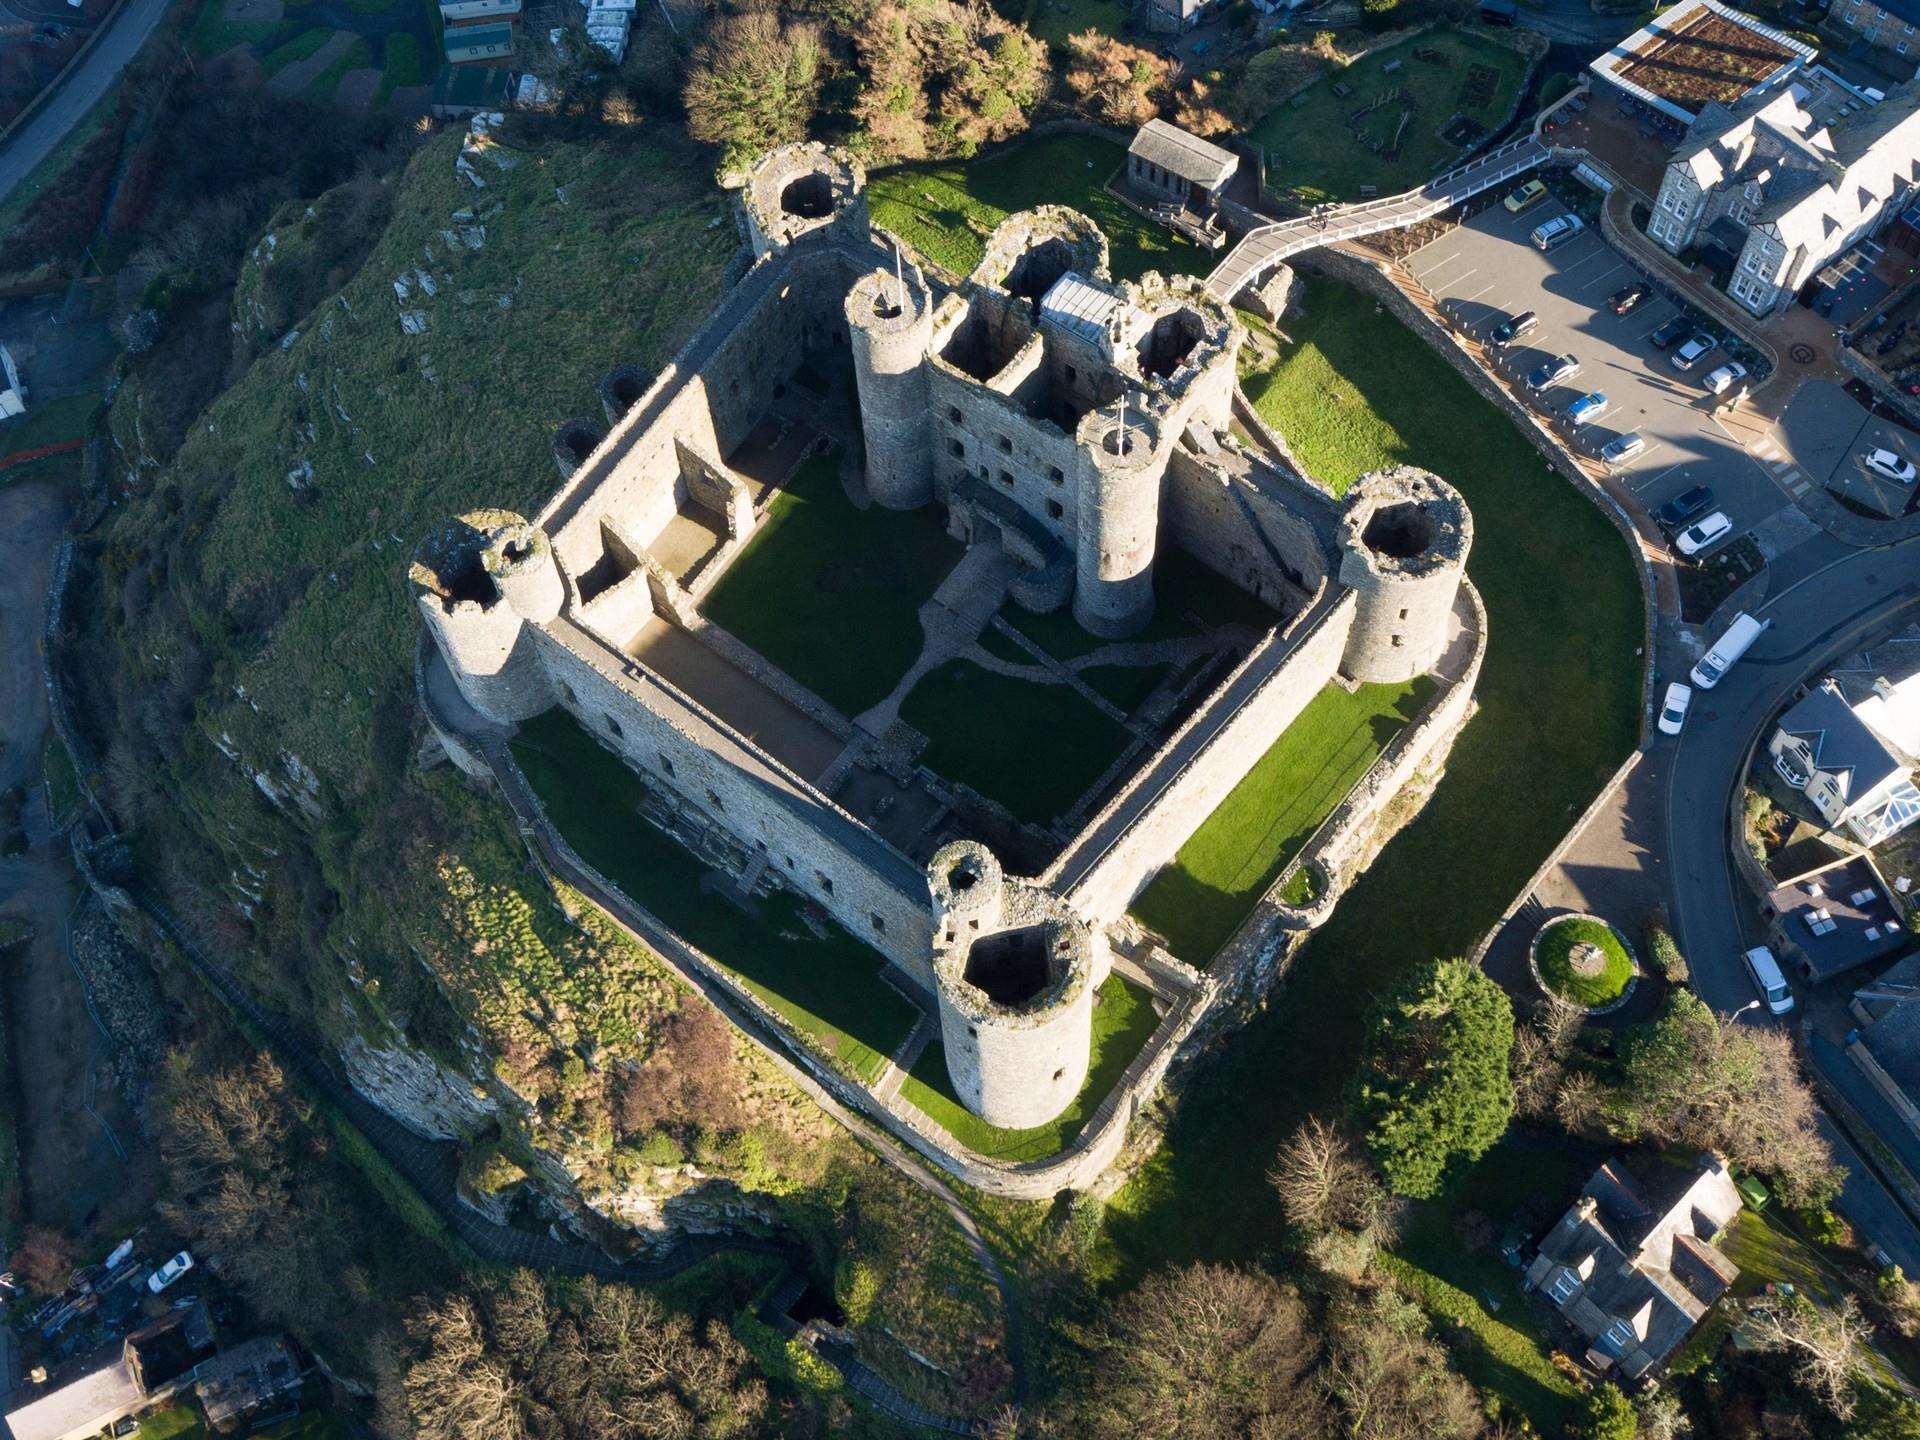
left=412, top=143, right=1484, bottom=1164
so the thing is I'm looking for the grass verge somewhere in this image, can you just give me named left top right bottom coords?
left=1534, top=916, right=1633, bottom=1007
left=867, top=134, right=1203, bottom=284
left=0, top=392, right=99, bottom=467
left=703, top=448, right=962, bottom=717
left=510, top=709, right=918, bottom=1082
left=901, top=660, right=1131, bottom=827
left=43, top=732, right=80, bottom=829
left=899, top=975, right=1158, bottom=1160
left=1130, top=676, right=1434, bottom=964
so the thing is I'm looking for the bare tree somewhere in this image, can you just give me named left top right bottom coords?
left=1747, top=1294, right=1873, bottom=1419
left=1322, top=1289, right=1484, bottom=1440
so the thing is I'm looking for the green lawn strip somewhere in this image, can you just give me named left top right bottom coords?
left=1081, top=662, right=1167, bottom=715
left=262, top=26, right=331, bottom=74
left=377, top=33, right=424, bottom=104
left=702, top=449, right=962, bottom=716
left=256, top=1407, right=357, bottom=1439
left=0, top=392, right=99, bottom=463
left=866, top=134, right=1203, bottom=284
left=190, top=0, right=280, bottom=56
left=43, top=732, right=80, bottom=827
left=900, top=659, right=1132, bottom=827
left=900, top=976, right=1157, bottom=1160
left=1023, top=0, right=1128, bottom=47
left=133, top=1403, right=209, bottom=1438
left=509, top=710, right=917, bottom=1082
left=1103, top=271, right=1642, bottom=1404
left=309, top=37, right=374, bottom=102
left=1252, top=27, right=1532, bottom=203
left=1721, top=1207, right=1840, bottom=1303
left=1131, top=676, right=1434, bottom=965
left=1535, top=916, right=1633, bottom=1006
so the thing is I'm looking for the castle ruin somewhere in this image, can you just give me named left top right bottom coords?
left=414, top=143, right=1476, bottom=1135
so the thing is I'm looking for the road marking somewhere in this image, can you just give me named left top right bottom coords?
left=1463, top=280, right=1497, bottom=303
left=1416, top=250, right=1467, bottom=280
left=1583, top=264, right=1628, bottom=293
left=1557, top=246, right=1612, bottom=279
left=1638, top=459, right=1689, bottom=491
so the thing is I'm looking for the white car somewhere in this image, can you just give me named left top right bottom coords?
left=1675, top=510, right=1732, bottom=556
left=1703, top=361, right=1748, bottom=395
left=1657, top=681, right=1693, bottom=736
left=1863, top=447, right=1917, bottom=484
left=147, top=1251, right=194, bottom=1294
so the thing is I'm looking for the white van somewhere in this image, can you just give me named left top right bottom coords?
left=1690, top=611, right=1769, bottom=689
left=1742, top=945, right=1795, bottom=1015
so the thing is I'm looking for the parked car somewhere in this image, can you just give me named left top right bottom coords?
left=1526, top=354, right=1580, bottom=392
left=1863, top=447, right=1918, bottom=483
left=1657, top=681, right=1693, bottom=736
left=1674, top=510, right=1733, bottom=556
left=1704, top=361, right=1749, bottom=394
left=1742, top=945, right=1796, bottom=1016
left=1656, top=484, right=1715, bottom=530
left=1650, top=316, right=1693, bottom=349
left=1564, top=392, right=1610, bottom=426
left=1671, top=332, right=1718, bottom=370
left=1607, top=282, right=1651, bottom=315
left=148, top=1251, right=194, bottom=1294
left=1504, top=179, right=1548, bottom=213
left=1600, top=432, right=1646, bottom=464
left=1488, top=309, right=1538, bottom=346
left=1530, top=214, right=1585, bottom=251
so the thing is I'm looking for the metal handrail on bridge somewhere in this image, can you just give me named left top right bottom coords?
left=1206, top=136, right=1548, bottom=300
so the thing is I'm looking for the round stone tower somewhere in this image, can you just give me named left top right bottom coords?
left=845, top=260, right=935, bottom=510
left=411, top=510, right=563, bottom=725
left=970, top=206, right=1110, bottom=299
left=741, top=144, right=868, bottom=261
left=1336, top=466, right=1472, bottom=685
left=927, top=842, right=1106, bottom=1131
left=1072, top=407, right=1163, bottom=639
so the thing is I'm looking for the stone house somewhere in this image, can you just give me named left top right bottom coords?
left=1645, top=81, right=1920, bottom=315
left=1769, top=678, right=1920, bottom=844
left=1523, top=1156, right=1742, bottom=1380
left=1127, top=120, right=1238, bottom=216
left=1823, top=0, right=1920, bottom=80
left=1, top=1306, right=215, bottom=1440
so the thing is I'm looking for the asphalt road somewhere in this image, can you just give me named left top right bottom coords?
left=1663, top=532, right=1920, bottom=1016
left=0, top=0, right=170, bottom=208
left=1819, top=1105, right=1920, bottom=1278
left=1406, top=201, right=1794, bottom=544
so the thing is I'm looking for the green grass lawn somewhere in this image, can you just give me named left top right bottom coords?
left=1251, top=27, right=1533, bottom=203
left=190, top=0, right=281, bottom=56
left=262, top=26, right=331, bottom=74
left=1081, top=662, right=1167, bottom=715
left=867, top=134, right=1203, bottom=284
left=1002, top=547, right=1278, bottom=662
left=703, top=449, right=962, bottom=717
left=1130, top=676, right=1434, bottom=965
left=42, top=733, right=80, bottom=827
left=1722, top=1207, right=1839, bottom=1303
left=1101, top=274, right=1643, bottom=1408
left=900, top=976, right=1158, bottom=1160
left=309, top=37, right=374, bottom=102
left=132, top=1407, right=206, bottom=1440
left=1535, top=916, right=1634, bottom=1007
left=901, top=660, right=1132, bottom=827
left=510, top=709, right=918, bottom=1082
left=377, top=32, right=424, bottom=104
left=0, top=392, right=98, bottom=471
left=1381, top=1142, right=1592, bottom=1433
left=1023, top=0, right=1129, bottom=46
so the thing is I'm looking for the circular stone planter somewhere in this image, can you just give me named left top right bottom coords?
left=1529, top=912, right=1638, bottom=1015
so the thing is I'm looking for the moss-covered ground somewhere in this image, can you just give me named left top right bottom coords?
left=1250, top=27, right=1533, bottom=203
left=511, top=709, right=918, bottom=1082
left=703, top=448, right=963, bottom=717
left=1095, top=275, right=1642, bottom=1418
left=1130, top=675, right=1435, bottom=965
left=899, top=975, right=1158, bottom=1161
left=901, top=659, right=1132, bottom=827
left=867, top=134, right=1202, bottom=284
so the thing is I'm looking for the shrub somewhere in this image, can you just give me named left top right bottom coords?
left=1642, top=919, right=1689, bottom=985
left=835, top=1255, right=882, bottom=1325
left=634, top=1129, right=686, bottom=1166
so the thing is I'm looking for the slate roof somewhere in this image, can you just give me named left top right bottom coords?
left=1767, top=852, right=1910, bottom=980
left=1128, top=120, right=1238, bottom=189
left=1778, top=681, right=1904, bottom=801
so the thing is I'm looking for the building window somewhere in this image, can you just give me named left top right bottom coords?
left=1547, top=1270, right=1579, bottom=1303
left=1901, top=37, right=1910, bottom=50
left=1064, top=365, right=1077, bottom=383
left=1048, top=465, right=1066, bottom=484
left=660, top=755, right=675, bottom=777
left=947, top=406, right=962, bottom=424
left=1847, top=8, right=1859, bottom=20
left=997, top=434, right=1013, bottom=453
left=604, top=714, right=623, bottom=737
left=998, top=470, right=1015, bottom=489
left=871, top=913, right=886, bottom=934
left=1391, top=635, right=1404, bottom=648
left=705, top=787, right=724, bottom=812
left=949, top=438, right=964, bottom=458
left=1046, top=499, right=1065, bottom=520
left=816, top=872, right=834, bottom=896
left=1905, top=19, right=1914, bottom=29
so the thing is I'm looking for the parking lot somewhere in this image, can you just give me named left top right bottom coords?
left=1405, top=198, right=1794, bottom=550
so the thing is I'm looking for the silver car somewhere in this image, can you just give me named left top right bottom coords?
left=1600, top=432, right=1646, bottom=464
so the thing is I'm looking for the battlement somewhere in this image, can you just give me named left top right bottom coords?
left=740, top=143, right=868, bottom=260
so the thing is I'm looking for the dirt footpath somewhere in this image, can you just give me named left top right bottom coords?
left=0, top=478, right=150, bottom=1239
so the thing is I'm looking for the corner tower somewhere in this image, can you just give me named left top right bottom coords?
left=740, top=144, right=868, bottom=261
left=1336, top=467, right=1471, bottom=684
left=928, top=841, right=1109, bottom=1130
left=411, top=510, right=563, bottom=724
left=845, top=259, right=935, bottom=510
left=1072, top=406, right=1166, bottom=639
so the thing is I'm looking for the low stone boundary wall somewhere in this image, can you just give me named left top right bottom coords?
left=1839, top=343, right=1920, bottom=433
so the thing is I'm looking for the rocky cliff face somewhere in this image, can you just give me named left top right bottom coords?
left=337, top=1033, right=496, bottom=1141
